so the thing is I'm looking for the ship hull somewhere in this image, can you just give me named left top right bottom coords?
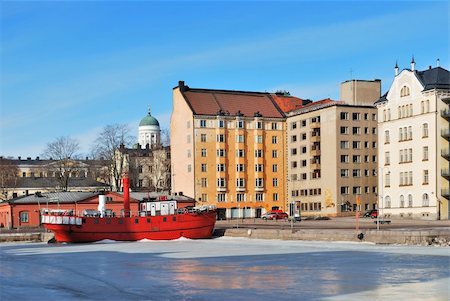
left=43, top=211, right=216, bottom=243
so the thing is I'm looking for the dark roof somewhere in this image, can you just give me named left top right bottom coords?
left=415, top=66, right=450, bottom=91
left=374, top=92, right=388, bottom=105
left=6, top=192, right=100, bottom=204
left=178, top=84, right=285, bottom=118
left=13, top=177, right=109, bottom=189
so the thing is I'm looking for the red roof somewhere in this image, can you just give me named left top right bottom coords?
left=182, top=89, right=284, bottom=118
left=302, top=98, right=336, bottom=108
left=270, top=94, right=305, bottom=113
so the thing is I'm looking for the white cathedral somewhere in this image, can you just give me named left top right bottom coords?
left=138, top=107, right=160, bottom=148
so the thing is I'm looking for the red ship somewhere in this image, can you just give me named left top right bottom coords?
left=42, top=176, right=216, bottom=243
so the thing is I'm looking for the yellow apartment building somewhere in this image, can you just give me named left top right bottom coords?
left=171, top=81, right=301, bottom=219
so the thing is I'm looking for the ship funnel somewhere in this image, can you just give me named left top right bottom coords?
left=98, top=195, right=106, bottom=218
left=122, top=174, right=131, bottom=217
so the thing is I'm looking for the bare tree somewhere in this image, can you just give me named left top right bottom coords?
left=91, top=124, right=134, bottom=191
left=160, top=128, right=170, bottom=147
left=42, top=136, right=81, bottom=191
left=0, top=158, right=19, bottom=200
left=149, top=147, right=171, bottom=192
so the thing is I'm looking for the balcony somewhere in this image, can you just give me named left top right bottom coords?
left=216, top=187, right=227, bottom=192
left=311, top=135, right=321, bottom=142
left=441, top=109, right=450, bottom=119
left=442, top=149, right=450, bottom=160
left=442, top=168, right=450, bottom=178
left=310, top=121, right=320, bottom=129
left=255, top=187, right=264, bottom=192
left=236, top=187, right=246, bottom=192
left=441, top=128, right=450, bottom=140
left=310, top=148, right=321, bottom=156
left=310, top=162, right=321, bottom=170
left=442, top=188, right=450, bottom=200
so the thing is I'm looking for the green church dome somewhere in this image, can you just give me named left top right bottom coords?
left=139, top=109, right=159, bottom=127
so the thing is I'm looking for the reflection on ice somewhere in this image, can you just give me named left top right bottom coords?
left=0, top=237, right=448, bottom=301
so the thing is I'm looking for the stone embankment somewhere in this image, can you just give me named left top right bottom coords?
left=221, top=228, right=450, bottom=246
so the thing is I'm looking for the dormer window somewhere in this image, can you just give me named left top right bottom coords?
left=400, top=86, right=410, bottom=97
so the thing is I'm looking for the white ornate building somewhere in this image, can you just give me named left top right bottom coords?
left=375, top=59, right=449, bottom=220
left=138, top=108, right=160, bottom=149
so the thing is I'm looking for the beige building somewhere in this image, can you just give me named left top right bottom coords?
left=171, top=81, right=304, bottom=219
left=375, top=60, right=449, bottom=220
left=340, top=79, right=381, bottom=106
left=287, top=100, right=379, bottom=217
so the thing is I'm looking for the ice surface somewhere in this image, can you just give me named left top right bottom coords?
left=1, top=237, right=448, bottom=300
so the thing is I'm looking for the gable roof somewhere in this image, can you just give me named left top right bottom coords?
left=13, top=177, right=109, bottom=189
left=178, top=84, right=285, bottom=118
left=270, top=94, right=310, bottom=113
left=6, top=192, right=100, bottom=204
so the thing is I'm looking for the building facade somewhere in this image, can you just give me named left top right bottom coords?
left=287, top=101, right=379, bottom=217
left=171, top=81, right=305, bottom=219
left=376, top=61, right=450, bottom=220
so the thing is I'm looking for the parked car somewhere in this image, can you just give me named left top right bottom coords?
left=363, top=209, right=378, bottom=218
left=261, top=211, right=289, bottom=220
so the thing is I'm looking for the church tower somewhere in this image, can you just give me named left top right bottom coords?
left=138, top=107, right=160, bottom=148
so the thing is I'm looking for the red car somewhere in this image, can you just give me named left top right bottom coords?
left=261, top=211, right=289, bottom=220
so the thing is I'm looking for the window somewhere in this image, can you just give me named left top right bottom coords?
left=20, top=211, right=29, bottom=223
left=352, top=186, right=361, bottom=195
left=385, top=130, right=390, bottom=144
left=236, top=120, right=244, bottom=128
left=341, top=155, right=349, bottom=163
left=291, top=148, right=297, bottom=155
left=340, top=127, right=349, bottom=134
left=341, top=186, right=349, bottom=194
left=200, top=164, right=207, bottom=172
left=201, top=178, right=207, bottom=187
left=273, top=193, right=279, bottom=201
left=201, top=149, right=207, bottom=157
left=341, top=169, right=349, bottom=177
left=236, top=135, right=245, bottom=143
left=218, top=120, right=225, bottom=128
left=301, top=120, right=307, bottom=127
left=272, top=136, right=278, bottom=144
left=255, top=193, right=263, bottom=202
left=272, top=164, right=278, bottom=172
left=422, top=123, right=429, bottom=138
left=423, top=146, right=429, bottom=161
left=236, top=164, right=245, bottom=172
left=272, top=150, right=278, bottom=158
left=423, top=170, right=429, bottom=184
left=236, top=149, right=245, bottom=157
left=217, top=134, right=225, bottom=142
left=217, top=149, right=225, bottom=157
left=273, top=178, right=278, bottom=187
left=255, top=135, right=263, bottom=143
left=255, top=164, right=263, bottom=172
left=291, top=135, right=297, bottom=142
left=301, top=133, right=307, bottom=140
left=255, top=178, right=263, bottom=187
left=236, top=193, right=245, bottom=202
left=200, top=119, right=207, bottom=127
left=187, top=135, right=191, bottom=143
left=138, top=165, right=143, bottom=173
left=255, top=150, right=263, bottom=158
left=352, top=169, right=361, bottom=177
left=201, top=134, right=207, bottom=142
left=291, top=161, right=298, bottom=168
left=217, top=178, right=226, bottom=187
left=352, top=127, right=361, bottom=135
left=138, top=179, right=143, bottom=187
left=256, top=121, right=263, bottom=129
left=400, top=195, right=405, bottom=208
left=271, top=122, right=278, bottom=130
left=201, top=194, right=208, bottom=202
left=352, top=113, right=360, bottom=120
left=291, top=122, right=297, bottom=129
left=385, top=196, right=391, bottom=208
left=187, top=149, right=191, bottom=158
left=408, top=194, right=413, bottom=207
left=422, top=193, right=429, bottom=207
left=301, top=147, right=307, bottom=154
left=340, top=141, right=349, bottom=149
left=352, top=141, right=361, bottom=149
left=352, top=155, right=361, bottom=163
left=400, top=86, right=410, bottom=97
left=188, top=164, right=192, bottom=172
left=385, top=152, right=390, bottom=165
left=217, top=193, right=226, bottom=202
left=340, top=112, right=349, bottom=120
left=385, top=172, right=390, bottom=187
left=236, top=178, right=245, bottom=187
left=217, top=164, right=225, bottom=172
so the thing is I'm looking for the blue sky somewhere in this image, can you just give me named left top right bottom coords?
left=1, top=0, right=449, bottom=158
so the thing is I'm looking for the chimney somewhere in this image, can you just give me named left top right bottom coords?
left=437, top=58, right=440, bottom=67
left=394, top=61, right=399, bottom=76
left=178, top=80, right=189, bottom=92
left=36, top=156, right=39, bottom=161
left=411, top=56, right=415, bottom=71
left=18, top=156, right=21, bottom=160
left=86, top=156, right=89, bottom=160
left=122, top=174, right=130, bottom=217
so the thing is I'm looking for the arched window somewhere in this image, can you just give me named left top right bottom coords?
left=408, top=194, right=413, bottom=207
left=425, top=99, right=430, bottom=113
left=384, top=130, right=390, bottom=144
left=400, top=86, right=410, bottom=97
left=422, top=123, right=429, bottom=138
left=422, top=193, right=429, bottom=207
left=421, top=101, right=425, bottom=114
left=400, top=195, right=404, bottom=208
left=384, top=196, right=391, bottom=208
